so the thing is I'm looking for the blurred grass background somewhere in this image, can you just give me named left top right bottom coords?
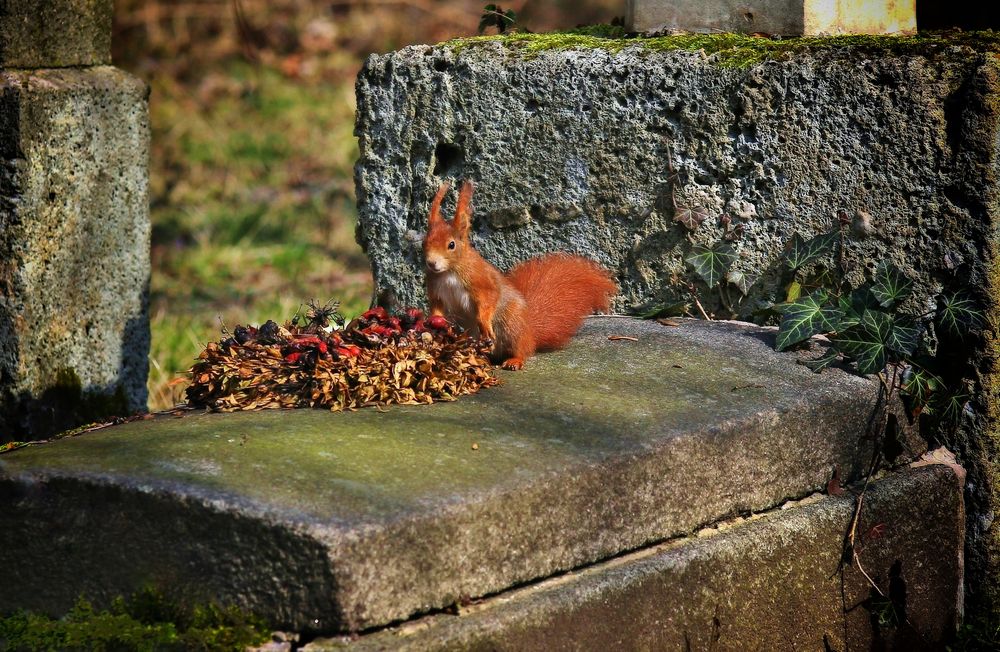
left=111, top=0, right=620, bottom=410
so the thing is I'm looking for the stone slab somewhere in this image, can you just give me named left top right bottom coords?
left=625, top=0, right=916, bottom=36
left=0, top=66, right=150, bottom=440
left=0, top=0, right=112, bottom=69
left=354, top=39, right=1000, bottom=608
left=0, top=319, right=923, bottom=633
left=308, top=465, right=964, bottom=650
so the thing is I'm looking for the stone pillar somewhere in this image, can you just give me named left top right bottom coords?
left=625, top=0, right=917, bottom=36
left=0, top=0, right=150, bottom=441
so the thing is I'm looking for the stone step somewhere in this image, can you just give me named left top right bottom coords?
left=0, top=319, right=924, bottom=634
left=307, top=464, right=965, bottom=650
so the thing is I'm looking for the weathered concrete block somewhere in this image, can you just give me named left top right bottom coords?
left=0, top=66, right=150, bottom=440
left=0, top=319, right=924, bottom=633
left=625, top=0, right=916, bottom=36
left=0, top=0, right=112, bottom=69
left=308, top=465, right=965, bottom=650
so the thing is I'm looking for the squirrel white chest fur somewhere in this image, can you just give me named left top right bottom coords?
left=432, top=271, right=475, bottom=318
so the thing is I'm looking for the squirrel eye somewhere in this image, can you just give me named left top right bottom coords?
left=448, top=240, right=456, bottom=250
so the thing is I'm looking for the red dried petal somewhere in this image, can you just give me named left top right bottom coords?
left=362, top=307, right=388, bottom=322
left=426, top=315, right=449, bottom=330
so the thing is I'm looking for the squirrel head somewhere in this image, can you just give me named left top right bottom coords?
left=423, top=180, right=474, bottom=274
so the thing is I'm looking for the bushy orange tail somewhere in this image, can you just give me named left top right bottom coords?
left=506, top=254, right=616, bottom=351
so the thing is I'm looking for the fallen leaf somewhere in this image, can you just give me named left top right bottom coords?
left=865, top=522, right=887, bottom=540
left=656, top=319, right=681, bottom=327
left=827, top=466, right=845, bottom=496
left=911, top=446, right=966, bottom=487
left=608, top=335, right=639, bottom=342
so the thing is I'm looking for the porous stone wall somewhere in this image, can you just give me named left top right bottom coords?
left=354, top=35, right=1000, bottom=616
left=0, top=1, right=150, bottom=440
left=355, top=38, right=997, bottom=319
left=0, top=0, right=112, bottom=69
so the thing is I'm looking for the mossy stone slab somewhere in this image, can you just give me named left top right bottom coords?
left=355, top=35, right=1000, bottom=611
left=0, top=0, right=112, bottom=69
left=0, top=319, right=920, bottom=633
left=308, top=465, right=964, bottom=650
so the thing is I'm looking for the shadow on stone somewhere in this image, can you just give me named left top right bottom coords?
left=0, top=313, right=149, bottom=443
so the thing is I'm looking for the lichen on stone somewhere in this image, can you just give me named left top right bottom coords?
left=443, top=30, right=1000, bottom=68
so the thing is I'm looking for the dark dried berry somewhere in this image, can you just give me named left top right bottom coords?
left=258, top=320, right=282, bottom=344
left=234, top=326, right=252, bottom=344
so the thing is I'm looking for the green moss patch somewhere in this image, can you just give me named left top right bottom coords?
left=0, top=589, right=268, bottom=652
left=443, top=30, right=1000, bottom=67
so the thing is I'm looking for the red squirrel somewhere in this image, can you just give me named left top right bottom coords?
left=423, top=180, right=616, bottom=369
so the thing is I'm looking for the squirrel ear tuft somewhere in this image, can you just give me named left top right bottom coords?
left=429, top=182, right=450, bottom=226
left=454, top=180, right=474, bottom=237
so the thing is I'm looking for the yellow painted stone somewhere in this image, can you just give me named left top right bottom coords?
left=804, top=0, right=916, bottom=36
left=626, top=0, right=916, bottom=36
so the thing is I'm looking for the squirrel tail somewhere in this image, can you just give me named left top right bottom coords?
left=506, top=253, right=617, bottom=351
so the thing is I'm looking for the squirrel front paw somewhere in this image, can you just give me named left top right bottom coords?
left=500, top=357, right=524, bottom=370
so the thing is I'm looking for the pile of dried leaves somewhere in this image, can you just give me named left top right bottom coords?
left=186, top=302, right=498, bottom=412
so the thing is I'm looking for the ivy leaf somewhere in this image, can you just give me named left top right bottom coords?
left=901, top=366, right=939, bottom=415
left=674, top=205, right=709, bottom=231
left=751, top=302, right=783, bottom=323
left=837, top=286, right=880, bottom=330
left=938, top=391, right=970, bottom=425
left=937, top=291, right=985, bottom=338
left=833, top=330, right=886, bottom=375
left=685, top=242, right=737, bottom=289
left=726, top=270, right=752, bottom=296
left=634, top=300, right=690, bottom=319
left=801, top=349, right=839, bottom=373
left=503, top=9, right=517, bottom=31
left=785, top=231, right=838, bottom=272
left=775, top=290, right=843, bottom=351
left=478, top=4, right=517, bottom=33
left=871, top=262, right=913, bottom=308
left=477, top=5, right=497, bottom=33
left=887, top=317, right=921, bottom=355
left=833, top=310, right=892, bottom=375
left=785, top=280, right=802, bottom=303
left=860, top=309, right=894, bottom=340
